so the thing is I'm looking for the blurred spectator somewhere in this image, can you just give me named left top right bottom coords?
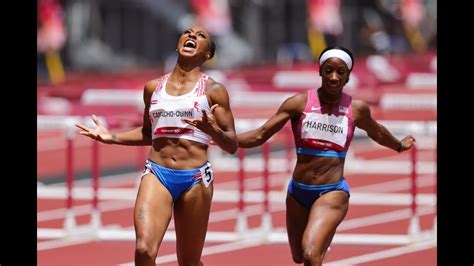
left=353, top=0, right=411, bottom=55
left=399, top=0, right=437, bottom=52
left=189, top=0, right=253, bottom=69
left=37, top=0, right=66, bottom=53
left=48, top=0, right=436, bottom=72
left=306, top=0, right=343, bottom=58
left=349, top=0, right=435, bottom=56
left=189, top=0, right=232, bottom=37
left=37, top=0, right=67, bottom=84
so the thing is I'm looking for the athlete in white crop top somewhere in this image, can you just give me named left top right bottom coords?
left=76, top=26, right=238, bottom=266
left=237, top=47, right=416, bottom=265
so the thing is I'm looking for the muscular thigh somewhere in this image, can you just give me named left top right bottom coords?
left=134, top=173, right=173, bottom=247
left=303, top=191, right=349, bottom=251
left=286, top=194, right=310, bottom=258
left=173, top=181, right=213, bottom=261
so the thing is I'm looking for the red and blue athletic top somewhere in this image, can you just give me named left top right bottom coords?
left=291, top=88, right=355, bottom=158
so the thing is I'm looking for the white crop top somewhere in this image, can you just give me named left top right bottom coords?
left=148, top=73, right=211, bottom=145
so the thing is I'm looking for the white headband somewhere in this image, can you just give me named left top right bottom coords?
left=319, top=49, right=353, bottom=70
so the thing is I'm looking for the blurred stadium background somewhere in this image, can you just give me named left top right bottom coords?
left=37, top=0, right=437, bottom=265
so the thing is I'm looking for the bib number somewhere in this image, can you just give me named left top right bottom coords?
left=200, top=164, right=214, bottom=188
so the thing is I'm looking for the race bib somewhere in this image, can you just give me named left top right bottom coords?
left=200, top=163, right=214, bottom=188
left=301, top=112, right=349, bottom=148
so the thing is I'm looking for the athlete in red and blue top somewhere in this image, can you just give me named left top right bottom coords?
left=237, top=46, right=416, bottom=266
left=76, top=25, right=238, bottom=266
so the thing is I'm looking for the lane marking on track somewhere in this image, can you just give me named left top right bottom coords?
left=351, top=175, right=435, bottom=193
left=37, top=150, right=437, bottom=263
left=117, top=238, right=266, bottom=266
left=38, top=236, right=97, bottom=251
left=38, top=189, right=435, bottom=222
left=37, top=205, right=436, bottom=252
left=325, top=239, right=437, bottom=266
left=338, top=206, right=434, bottom=231
left=38, top=200, right=133, bottom=222
left=115, top=207, right=437, bottom=266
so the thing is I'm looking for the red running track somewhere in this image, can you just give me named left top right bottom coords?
left=38, top=142, right=437, bottom=265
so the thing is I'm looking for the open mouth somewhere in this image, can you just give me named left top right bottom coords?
left=328, top=81, right=339, bottom=87
left=184, top=40, right=196, bottom=49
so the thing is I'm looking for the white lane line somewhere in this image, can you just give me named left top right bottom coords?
left=118, top=238, right=265, bottom=266
left=37, top=156, right=437, bottom=260
left=338, top=206, right=434, bottom=231
left=38, top=188, right=435, bottom=223
left=325, top=240, right=437, bottom=266
left=352, top=175, right=435, bottom=193
left=37, top=236, right=97, bottom=251
left=38, top=136, right=91, bottom=152
left=38, top=200, right=133, bottom=222
left=37, top=204, right=435, bottom=251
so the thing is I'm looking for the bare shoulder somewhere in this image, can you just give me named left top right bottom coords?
left=144, top=76, right=166, bottom=93
left=288, top=91, right=307, bottom=105
left=205, top=77, right=227, bottom=93
left=351, top=98, right=372, bottom=121
left=205, top=78, right=230, bottom=107
left=351, top=98, right=370, bottom=112
left=276, top=91, right=307, bottom=117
